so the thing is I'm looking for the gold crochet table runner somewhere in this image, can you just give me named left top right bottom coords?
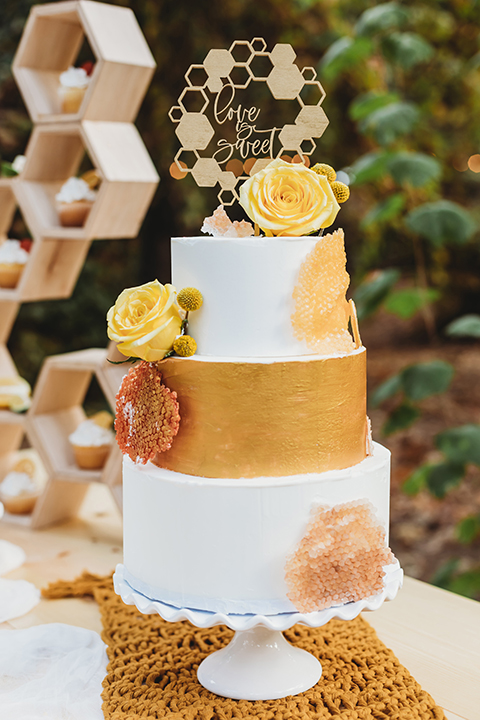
left=43, top=573, right=445, bottom=720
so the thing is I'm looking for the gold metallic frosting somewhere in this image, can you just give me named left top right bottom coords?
left=153, top=349, right=367, bottom=479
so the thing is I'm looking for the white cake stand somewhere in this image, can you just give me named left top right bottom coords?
left=113, top=561, right=403, bottom=701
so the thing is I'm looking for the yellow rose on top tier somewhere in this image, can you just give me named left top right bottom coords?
left=239, top=158, right=340, bottom=237
left=107, top=280, right=182, bottom=362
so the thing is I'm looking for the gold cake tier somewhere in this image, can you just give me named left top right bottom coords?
left=154, top=350, right=367, bottom=479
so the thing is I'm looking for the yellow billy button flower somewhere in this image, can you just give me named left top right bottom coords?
left=330, top=181, right=350, bottom=203
left=177, top=287, right=203, bottom=312
left=311, top=163, right=336, bottom=183
left=173, top=335, right=197, bottom=357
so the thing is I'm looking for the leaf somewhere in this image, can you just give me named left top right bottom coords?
left=435, top=424, right=480, bottom=465
left=431, top=558, right=459, bottom=589
left=402, top=464, right=430, bottom=495
left=445, top=314, right=480, bottom=338
left=371, top=373, right=403, bottom=408
left=449, top=570, right=480, bottom=599
left=406, top=201, right=477, bottom=247
left=359, top=102, right=420, bottom=145
left=387, top=152, right=441, bottom=187
left=353, top=268, right=400, bottom=320
left=381, top=32, right=435, bottom=69
left=360, top=193, right=406, bottom=228
left=401, top=360, right=454, bottom=401
left=349, top=151, right=391, bottom=185
left=319, top=36, right=374, bottom=81
left=349, top=91, right=400, bottom=122
left=355, top=2, right=408, bottom=36
left=384, top=287, right=440, bottom=320
left=456, top=515, right=480, bottom=544
left=426, top=461, right=465, bottom=498
left=382, top=402, right=420, bottom=436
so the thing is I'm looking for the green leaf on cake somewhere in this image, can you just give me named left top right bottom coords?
left=381, top=32, right=435, bottom=69
left=319, top=36, right=374, bottom=81
left=445, top=314, right=480, bottom=338
left=401, top=360, right=454, bottom=401
left=349, top=91, right=400, bottom=121
left=402, top=465, right=430, bottom=495
left=355, top=2, right=408, bottom=36
left=384, top=287, right=440, bottom=319
left=359, top=102, right=420, bottom=145
left=350, top=151, right=392, bottom=185
left=360, top=193, right=405, bottom=228
left=426, top=460, right=465, bottom=498
left=353, top=268, right=400, bottom=320
left=456, top=515, right=480, bottom=545
left=406, top=201, right=477, bottom=247
left=387, top=152, right=441, bottom=187
left=382, top=402, right=420, bottom=435
left=371, top=373, right=403, bottom=408
left=435, top=424, right=480, bottom=465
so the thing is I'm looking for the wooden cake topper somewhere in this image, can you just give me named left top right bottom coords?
left=169, top=39, right=329, bottom=205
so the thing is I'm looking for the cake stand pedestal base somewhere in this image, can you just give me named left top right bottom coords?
left=197, top=625, right=322, bottom=700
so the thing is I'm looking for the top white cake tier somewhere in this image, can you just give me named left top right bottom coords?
left=172, top=235, right=327, bottom=357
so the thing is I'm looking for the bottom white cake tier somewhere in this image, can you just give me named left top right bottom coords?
left=123, top=442, right=390, bottom=615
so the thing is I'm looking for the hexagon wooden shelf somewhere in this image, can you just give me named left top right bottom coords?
left=13, top=0, right=156, bottom=124
left=15, top=122, right=158, bottom=241
left=0, top=178, right=92, bottom=302
left=25, top=345, right=127, bottom=527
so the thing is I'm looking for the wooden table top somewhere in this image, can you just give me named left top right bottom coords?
left=1, top=483, right=479, bottom=720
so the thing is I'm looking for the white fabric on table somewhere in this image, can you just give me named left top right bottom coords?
left=0, top=623, right=108, bottom=720
left=0, top=503, right=40, bottom=622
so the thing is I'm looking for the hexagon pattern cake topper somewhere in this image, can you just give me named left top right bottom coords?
left=169, top=39, right=329, bottom=206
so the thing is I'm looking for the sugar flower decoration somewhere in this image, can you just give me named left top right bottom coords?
left=107, top=280, right=182, bottom=362
left=285, top=499, right=395, bottom=613
left=239, top=158, right=340, bottom=237
left=201, top=205, right=254, bottom=238
left=115, top=362, right=180, bottom=464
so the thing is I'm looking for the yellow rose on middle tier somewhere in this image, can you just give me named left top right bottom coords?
left=107, top=280, right=182, bottom=362
left=239, top=158, right=340, bottom=237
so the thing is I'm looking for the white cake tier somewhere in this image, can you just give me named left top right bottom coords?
left=123, top=442, right=390, bottom=615
left=172, top=235, right=322, bottom=357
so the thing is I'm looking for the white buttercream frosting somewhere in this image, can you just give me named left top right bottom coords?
left=69, top=420, right=114, bottom=447
left=11, top=155, right=26, bottom=174
left=59, top=66, right=90, bottom=89
left=0, top=240, right=29, bottom=265
left=55, top=177, right=97, bottom=204
left=0, top=472, right=38, bottom=498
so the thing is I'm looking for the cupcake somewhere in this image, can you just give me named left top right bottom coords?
left=69, top=412, right=114, bottom=470
left=0, top=471, right=40, bottom=515
left=58, top=66, right=90, bottom=114
left=0, top=240, right=29, bottom=288
left=0, top=375, right=31, bottom=412
left=56, top=176, right=97, bottom=228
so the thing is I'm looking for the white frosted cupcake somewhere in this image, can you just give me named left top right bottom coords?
left=69, top=416, right=114, bottom=470
left=0, top=471, right=40, bottom=515
left=0, top=240, right=29, bottom=288
left=56, top=177, right=97, bottom=227
left=58, top=66, right=90, bottom=114
left=0, top=375, right=31, bottom=412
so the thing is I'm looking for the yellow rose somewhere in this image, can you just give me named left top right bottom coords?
left=107, top=280, right=182, bottom=362
left=239, top=158, right=340, bottom=237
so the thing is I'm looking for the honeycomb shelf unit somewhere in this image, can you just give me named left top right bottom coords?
left=13, top=0, right=156, bottom=124
left=15, top=121, right=159, bottom=241
left=24, top=345, right=126, bottom=528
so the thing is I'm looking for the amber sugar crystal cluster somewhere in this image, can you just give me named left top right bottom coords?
left=291, top=228, right=355, bottom=354
left=115, top=362, right=180, bottom=464
left=285, top=500, right=395, bottom=613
